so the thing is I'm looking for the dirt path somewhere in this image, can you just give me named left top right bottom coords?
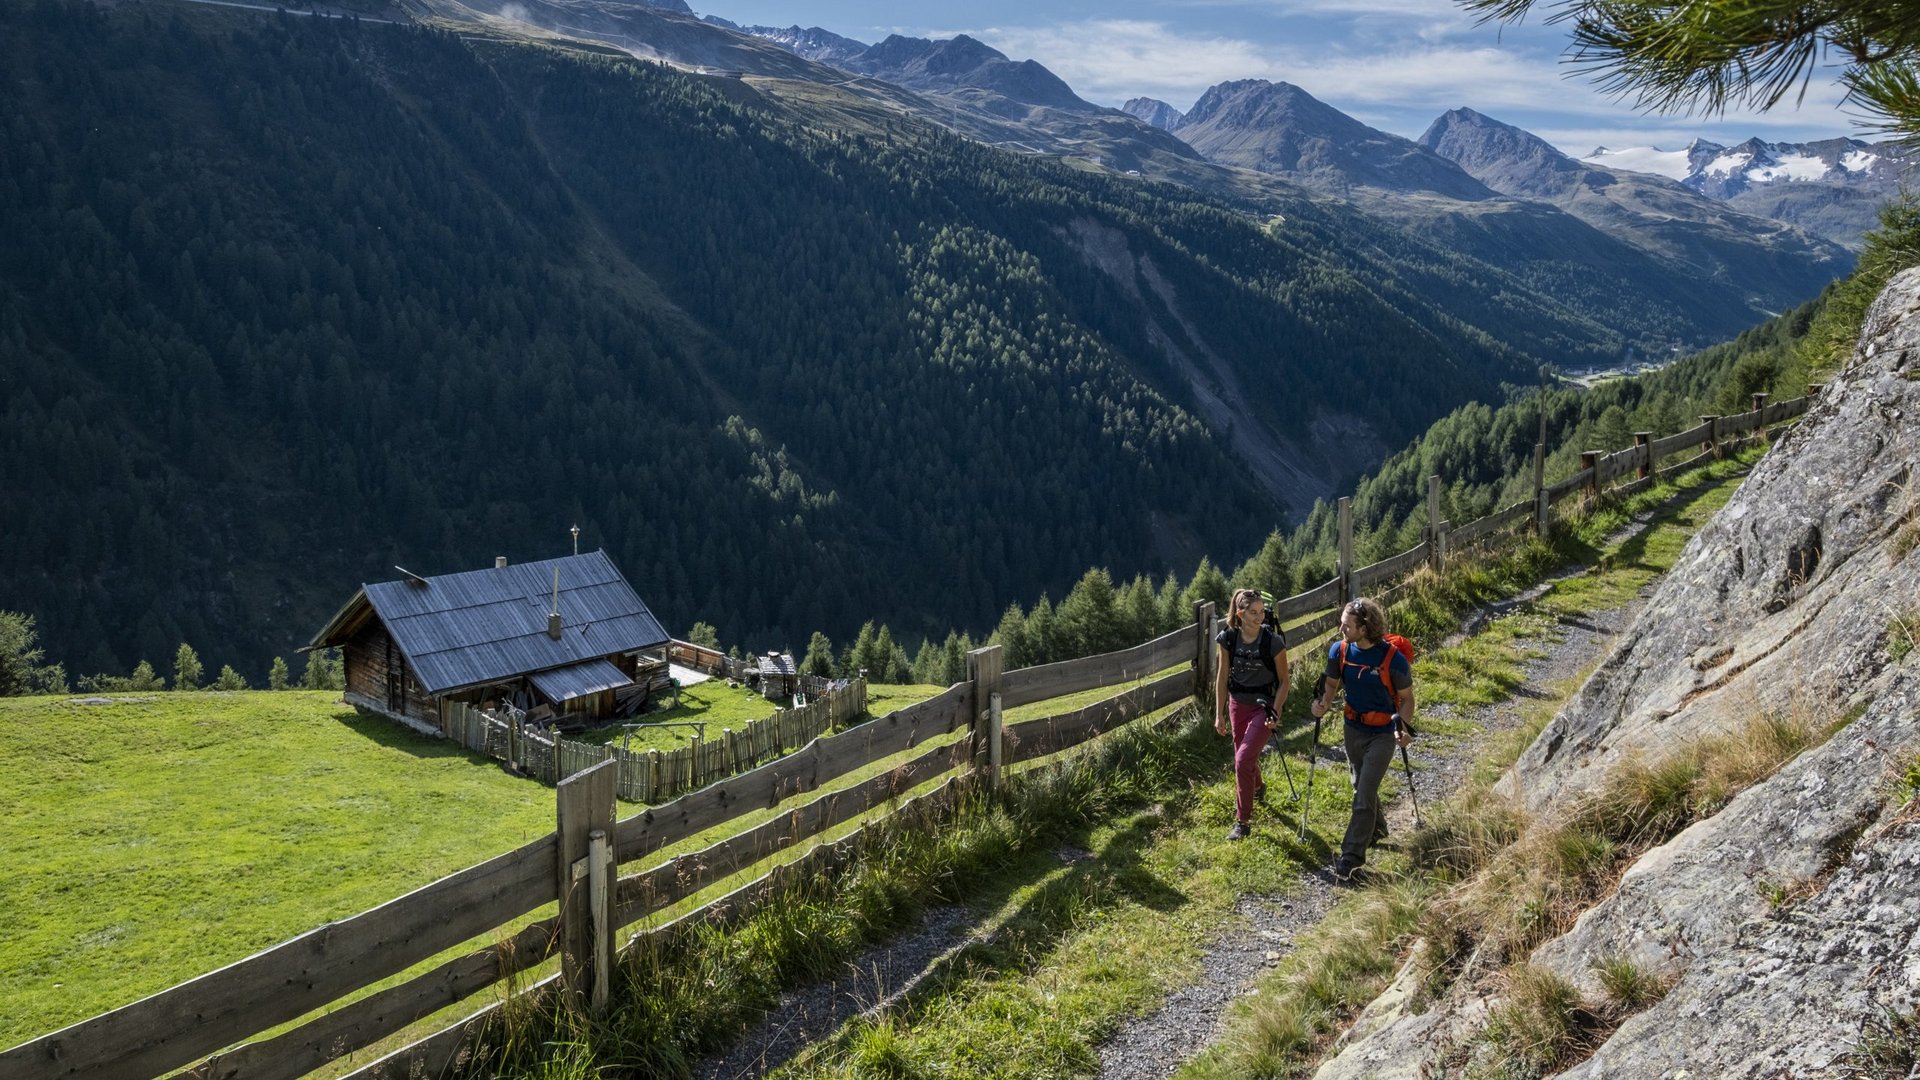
left=692, top=497, right=1700, bottom=1080
left=1094, top=570, right=1659, bottom=1079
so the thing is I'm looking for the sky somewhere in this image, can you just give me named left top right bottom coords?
left=698, top=0, right=1876, bottom=155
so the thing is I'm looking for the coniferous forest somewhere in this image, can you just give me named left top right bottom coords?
left=0, top=0, right=1836, bottom=682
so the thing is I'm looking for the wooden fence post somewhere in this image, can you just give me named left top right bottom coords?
left=1427, top=474, right=1445, bottom=569
left=556, top=758, right=615, bottom=1012
left=1532, top=441, right=1548, bottom=534
left=1337, top=496, right=1354, bottom=605
left=1192, top=599, right=1216, bottom=708
left=1700, top=415, right=1720, bottom=460
left=966, top=645, right=1004, bottom=792
left=1752, top=392, right=1771, bottom=442
left=1634, top=432, right=1652, bottom=479
left=1580, top=451, right=1602, bottom=497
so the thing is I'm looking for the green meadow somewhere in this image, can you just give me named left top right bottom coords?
left=0, top=691, right=554, bottom=1047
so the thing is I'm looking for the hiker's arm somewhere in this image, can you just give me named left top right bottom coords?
left=1395, top=688, right=1416, bottom=747
left=1309, top=673, right=1339, bottom=718
left=1273, top=648, right=1290, bottom=708
left=1214, top=644, right=1230, bottom=732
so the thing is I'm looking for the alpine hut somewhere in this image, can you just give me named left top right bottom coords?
left=305, top=551, right=671, bottom=732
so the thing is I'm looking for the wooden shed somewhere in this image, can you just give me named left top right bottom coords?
left=304, top=551, right=671, bottom=733
left=752, top=652, right=799, bottom=701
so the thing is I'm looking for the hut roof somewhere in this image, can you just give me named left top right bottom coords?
left=307, top=551, right=669, bottom=696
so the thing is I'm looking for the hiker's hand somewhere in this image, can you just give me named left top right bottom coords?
left=1309, top=699, right=1326, bottom=719
left=1214, top=712, right=1227, bottom=736
left=1395, top=722, right=1411, bottom=748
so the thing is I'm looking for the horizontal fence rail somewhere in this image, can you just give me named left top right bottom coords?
left=2, top=389, right=1811, bottom=1080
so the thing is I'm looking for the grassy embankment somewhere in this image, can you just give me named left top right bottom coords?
left=460, top=452, right=1768, bottom=1080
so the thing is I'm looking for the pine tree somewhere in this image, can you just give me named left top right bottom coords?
left=128, top=660, right=166, bottom=691
left=213, top=665, right=249, bottom=691
left=687, top=622, right=719, bottom=649
left=1233, top=532, right=1293, bottom=601
left=990, top=602, right=1030, bottom=670
left=268, top=656, right=291, bottom=690
left=1180, top=558, right=1229, bottom=619
left=800, top=632, right=835, bottom=678
left=173, top=643, right=203, bottom=691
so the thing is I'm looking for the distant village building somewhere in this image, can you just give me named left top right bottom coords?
left=305, top=551, right=671, bottom=733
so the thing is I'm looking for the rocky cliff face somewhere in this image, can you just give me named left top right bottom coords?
left=1318, top=267, right=1920, bottom=1077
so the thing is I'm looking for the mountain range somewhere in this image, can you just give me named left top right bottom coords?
left=1134, top=79, right=1850, bottom=349
left=0, top=0, right=1881, bottom=683
left=1583, top=136, right=1912, bottom=249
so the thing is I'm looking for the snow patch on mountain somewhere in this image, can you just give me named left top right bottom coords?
left=1582, top=144, right=1692, bottom=180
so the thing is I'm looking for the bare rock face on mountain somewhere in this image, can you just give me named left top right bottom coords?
left=1317, top=266, right=1920, bottom=1077
left=1505, top=271, right=1920, bottom=810
left=1123, top=96, right=1183, bottom=132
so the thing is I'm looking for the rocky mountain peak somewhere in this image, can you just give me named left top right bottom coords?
left=1123, top=97, right=1184, bottom=132
left=1173, top=79, right=1494, bottom=200
left=1418, top=106, right=1581, bottom=197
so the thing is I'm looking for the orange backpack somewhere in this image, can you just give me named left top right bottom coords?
left=1336, top=634, right=1415, bottom=727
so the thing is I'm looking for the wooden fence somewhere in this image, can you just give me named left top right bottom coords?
left=0, top=388, right=1813, bottom=1080
left=443, top=679, right=868, bottom=803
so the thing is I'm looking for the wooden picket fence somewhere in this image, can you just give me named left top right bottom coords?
left=443, top=679, right=868, bottom=803
left=0, top=387, right=1814, bottom=1080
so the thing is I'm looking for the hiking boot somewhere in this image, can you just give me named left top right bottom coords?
left=1331, top=855, right=1360, bottom=882
left=1227, top=820, right=1252, bottom=841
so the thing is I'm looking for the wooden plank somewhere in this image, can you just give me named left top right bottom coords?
left=1002, top=671, right=1192, bottom=765
left=1349, top=540, right=1429, bottom=593
left=1544, top=469, right=1590, bottom=500
left=1273, top=576, right=1340, bottom=623
left=1613, top=473, right=1656, bottom=499
left=184, top=916, right=559, bottom=1080
left=0, top=835, right=558, bottom=1080
left=612, top=735, right=970, bottom=928
left=641, top=775, right=968, bottom=940
left=999, top=624, right=1195, bottom=711
left=1650, top=421, right=1712, bottom=461
left=332, top=972, right=563, bottom=1080
left=611, top=683, right=971, bottom=863
left=1448, top=501, right=1530, bottom=546
left=1288, top=608, right=1340, bottom=644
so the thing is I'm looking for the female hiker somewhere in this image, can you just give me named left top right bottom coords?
left=1214, top=587, right=1288, bottom=840
left=1309, top=597, right=1414, bottom=881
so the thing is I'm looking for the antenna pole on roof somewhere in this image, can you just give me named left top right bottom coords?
left=571, top=524, right=580, bottom=555
left=551, top=568, right=560, bottom=616
left=394, top=565, right=429, bottom=587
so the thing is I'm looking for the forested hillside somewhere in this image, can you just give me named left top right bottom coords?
left=0, top=0, right=1771, bottom=681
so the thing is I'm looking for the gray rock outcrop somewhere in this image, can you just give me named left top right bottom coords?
left=1316, top=266, right=1920, bottom=1078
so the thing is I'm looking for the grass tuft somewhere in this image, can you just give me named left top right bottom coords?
left=1837, top=1004, right=1920, bottom=1078
left=1474, top=965, right=1598, bottom=1078
left=1888, top=611, right=1920, bottom=663
left=1592, top=955, right=1671, bottom=1009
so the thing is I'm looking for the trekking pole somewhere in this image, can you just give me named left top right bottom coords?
left=1260, top=701, right=1299, bottom=802
left=1395, top=714, right=1424, bottom=830
left=1299, top=708, right=1323, bottom=841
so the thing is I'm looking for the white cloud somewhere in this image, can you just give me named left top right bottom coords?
left=964, top=19, right=1280, bottom=107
